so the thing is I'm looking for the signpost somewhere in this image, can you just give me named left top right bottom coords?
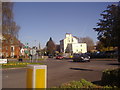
left=0, top=59, right=8, bottom=64
left=26, top=65, right=47, bottom=88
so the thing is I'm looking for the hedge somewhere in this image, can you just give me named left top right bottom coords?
left=101, top=68, right=120, bottom=87
left=57, top=79, right=115, bottom=88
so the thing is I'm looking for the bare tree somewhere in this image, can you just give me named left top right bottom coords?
left=2, top=2, right=20, bottom=40
left=79, top=37, right=94, bottom=52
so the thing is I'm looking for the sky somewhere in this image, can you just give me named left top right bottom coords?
left=13, top=2, right=118, bottom=48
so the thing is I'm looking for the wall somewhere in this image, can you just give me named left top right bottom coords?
left=72, top=43, right=87, bottom=53
left=60, top=33, right=87, bottom=54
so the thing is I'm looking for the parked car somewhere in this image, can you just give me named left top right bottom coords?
left=90, top=50, right=118, bottom=59
left=56, top=55, right=64, bottom=59
left=48, top=54, right=53, bottom=58
left=104, top=50, right=118, bottom=58
left=89, top=52, right=106, bottom=58
left=73, top=53, right=90, bottom=62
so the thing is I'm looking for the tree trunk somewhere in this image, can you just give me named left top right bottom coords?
left=118, top=46, right=120, bottom=62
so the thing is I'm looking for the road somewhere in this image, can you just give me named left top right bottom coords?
left=2, top=58, right=119, bottom=88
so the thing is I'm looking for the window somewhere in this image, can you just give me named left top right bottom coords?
left=68, top=39, right=70, bottom=42
left=72, top=38, right=74, bottom=42
left=11, top=46, right=14, bottom=52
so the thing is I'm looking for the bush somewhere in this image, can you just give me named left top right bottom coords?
left=58, top=79, right=114, bottom=88
left=19, top=55, right=25, bottom=59
left=101, top=68, right=120, bottom=87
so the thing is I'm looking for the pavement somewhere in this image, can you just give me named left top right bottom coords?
left=2, top=58, right=119, bottom=88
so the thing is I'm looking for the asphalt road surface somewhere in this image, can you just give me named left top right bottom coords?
left=2, top=58, right=119, bottom=88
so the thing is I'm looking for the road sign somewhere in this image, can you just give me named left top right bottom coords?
left=0, top=59, right=8, bottom=64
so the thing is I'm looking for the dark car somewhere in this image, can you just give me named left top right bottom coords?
left=56, top=55, right=64, bottom=59
left=48, top=54, right=53, bottom=58
left=73, top=53, right=90, bottom=62
left=90, top=50, right=118, bottom=59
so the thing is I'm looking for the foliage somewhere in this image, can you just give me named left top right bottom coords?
left=59, top=79, right=98, bottom=88
left=94, top=4, right=119, bottom=47
left=1, top=62, right=43, bottom=68
left=46, top=37, right=56, bottom=55
left=58, top=79, right=115, bottom=88
left=79, top=37, right=94, bottom=52
left=23, top=58, right=44, bottom=61
left=101, top=68, right=120, bottom=87
left=96, top=41, right=116, bottom=51
left=2, top=2, right=20, bottom=41
left=93, top=3, right=120, bottom=62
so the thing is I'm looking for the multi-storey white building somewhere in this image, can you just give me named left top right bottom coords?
left=60, top=33, right=87, bottom=54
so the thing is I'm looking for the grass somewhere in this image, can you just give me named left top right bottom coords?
left=0, top=61, right=43, bottom=69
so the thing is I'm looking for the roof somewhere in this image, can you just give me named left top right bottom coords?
left=66, top=33, right=71, bottom=35
left=73, top=36, right=79, bottom=40
left=2, top=34, right=24, bottom=46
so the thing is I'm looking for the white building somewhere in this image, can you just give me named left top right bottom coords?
left=60, top=33, right=87, bottom=54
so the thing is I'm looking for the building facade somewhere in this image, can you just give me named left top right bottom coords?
left=1, top=34, right=23, bottom=58
left=60, top=33, right=87, bottom=54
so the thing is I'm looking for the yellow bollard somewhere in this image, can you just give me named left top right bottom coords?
left=26, top=65, right=47, bottom=88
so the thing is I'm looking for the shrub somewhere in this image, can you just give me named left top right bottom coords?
left=57, top=79, right=117, bottom=89
left=101, top=68, right=120, bottom=87
left=59, top=79, right=102, bottom=88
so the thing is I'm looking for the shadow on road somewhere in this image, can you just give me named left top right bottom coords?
left=91, top=58, right=117, bottom=61
left=107, top=63, right=120, bottom=66
left=70, top=68, right=93, bottom=71
left=68, top=61, right=88, bottom=63
left=92, top=80, right=102, bottom=86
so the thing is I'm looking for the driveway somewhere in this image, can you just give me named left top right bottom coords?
left=2, top=58, right=119, bottom=88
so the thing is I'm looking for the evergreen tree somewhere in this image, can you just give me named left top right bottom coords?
left=46, top=37, right=56, bottom=55
left=94, top=3, right=120, bottom=62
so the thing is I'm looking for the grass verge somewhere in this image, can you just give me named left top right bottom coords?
left=0, top=62, right=43, bottom=69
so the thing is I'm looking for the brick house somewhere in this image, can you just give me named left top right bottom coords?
left=1, top=34, right=23, bottom=58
